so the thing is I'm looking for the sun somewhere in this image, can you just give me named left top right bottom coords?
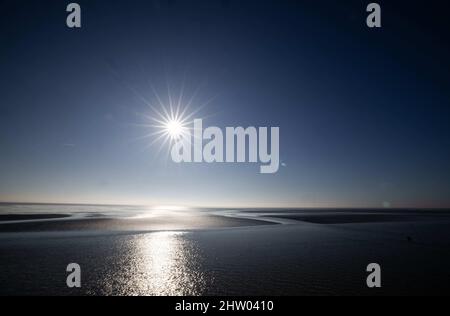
left=137, top=102, right=194, bottom=153
left=151, top=112, right=190, bottom=144
left=166, top=119, right=184, bottom=139
left=134, top=81, right=212, bottom=154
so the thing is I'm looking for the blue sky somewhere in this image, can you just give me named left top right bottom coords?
left=0, top=0, right=449, bottom=207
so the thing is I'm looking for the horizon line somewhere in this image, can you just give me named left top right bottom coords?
left=0, top=201, right=450, bottom=211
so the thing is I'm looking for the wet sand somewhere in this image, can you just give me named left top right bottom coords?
left=264, top=213, right=449, bottom=224
left=1, top=205, right=450, bottom=295
left=1, top=209, right=450, bottom=232
left=2, top=218, right=450, bottom=295
left=0, top=213, right=274, bottom=233
left=0, top=214, right=70, bottom=222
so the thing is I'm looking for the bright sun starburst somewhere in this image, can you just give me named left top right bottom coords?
left=165, top=119, right=185, bottom=139
left=133, top=79, right=215, bottom=156
left=144, top=107, right=192, bottom=148
left=136, top=91, right=204, bottom=154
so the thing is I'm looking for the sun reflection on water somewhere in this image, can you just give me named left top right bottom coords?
left=103, top=232, right=208, bottom=296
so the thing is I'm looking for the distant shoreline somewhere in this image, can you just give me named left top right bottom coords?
left=0, top=214, right=71, bottom=222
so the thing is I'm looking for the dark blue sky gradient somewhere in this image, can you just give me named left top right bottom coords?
left=0, top=0, right=449, bottom=207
